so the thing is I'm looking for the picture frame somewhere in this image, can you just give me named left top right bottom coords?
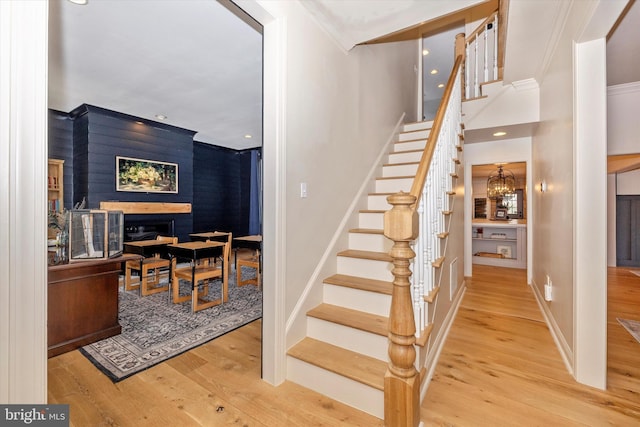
left=497, top=245, right=512, bottom=259
left=116, top=156, right=178, bottom=193
left=494, top=207, right=508, bottom=220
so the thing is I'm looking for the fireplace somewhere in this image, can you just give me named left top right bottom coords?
left=124, top=217, right=175, bottom=241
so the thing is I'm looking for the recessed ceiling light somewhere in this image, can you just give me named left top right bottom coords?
left=438, top=83, right=444, bottom=88
left=67, top=0, right=88, bottom=4
left=155, top=114, right=167, bottom=121
left=422, top=49, right=430, bottom=56
left=430, top=69, right=438, bottom=75
left=244, top=134, right=252, bottom=139
left=493, top=131, right=507, bottom=137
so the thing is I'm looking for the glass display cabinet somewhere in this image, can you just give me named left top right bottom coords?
left=68, top=209, right=124, bottom=261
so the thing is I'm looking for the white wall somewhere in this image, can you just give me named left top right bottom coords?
left=251, top=1, right=418, bottom=354
left=608, top=82, right=640, bottom=155
left=617, top=169, right=640, bottom=194
left=531, top=0, right=626, bottom=389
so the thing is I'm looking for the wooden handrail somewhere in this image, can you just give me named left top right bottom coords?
left=409, top=55, right=464, bottom=206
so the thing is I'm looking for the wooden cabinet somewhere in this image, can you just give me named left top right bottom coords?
left=48, top=158, right=64, bottom=212
left=47, top=254, right=139, bottom=358
left=472, top=220, right=527, bottom=269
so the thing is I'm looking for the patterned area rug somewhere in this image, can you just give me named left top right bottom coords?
left=80, top=267, right=262, bottom=382
left=617, top=318, right=640, bottom=345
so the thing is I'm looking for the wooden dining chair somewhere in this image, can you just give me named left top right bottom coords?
left=125, top=235, right=177, bottom=296
left=172, top=239, right=230, bottom=312
left=237, top=249, right=261, bottom=289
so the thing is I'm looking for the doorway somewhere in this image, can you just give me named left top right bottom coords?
left=616, top=195, right=640, bottom=267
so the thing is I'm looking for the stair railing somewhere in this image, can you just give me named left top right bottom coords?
left=463, top=10, right=500, bottom=99
left=383, top=55, right=463, bottom=427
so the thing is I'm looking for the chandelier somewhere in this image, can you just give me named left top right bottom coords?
left=487, top=165, right=516, bottom=200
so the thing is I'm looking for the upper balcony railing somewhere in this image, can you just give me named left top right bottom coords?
left=464, top=10, right=500, bottom=99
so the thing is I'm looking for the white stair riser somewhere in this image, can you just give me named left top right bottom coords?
left=403, top=120, right=433, bottom=132
left=393, top=140, right=426, bottom=152
left=382, top=163, right=419, bottom=177
left=287, top=357, right=384, bottom=418
left=388, top=151, right=422, bottom=164
left=375, top=177, right=413, bottom=194
left=358, top=212, right=384, bottom=229
left=367, top=194, right=391, bottom=211
left=398, top=129, right=429, bottom=141
left=349, top=232, right=391, bottom=252
left=323, top=283, right=391, bottom=318
left=337, top=256, right=393, bottom=281
left=307, top=318, right=388, bottom=361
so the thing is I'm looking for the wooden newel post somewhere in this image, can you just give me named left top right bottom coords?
left=383, top=191, right=420, bottom=427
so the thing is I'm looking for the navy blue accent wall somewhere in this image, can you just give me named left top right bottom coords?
left=70, top=105, right=195, bottom=242
left=48, top=110, right=74, bottom=210
left=192, top=142, right=254, bottom=237
left=48, top=105, right=259, bottom=244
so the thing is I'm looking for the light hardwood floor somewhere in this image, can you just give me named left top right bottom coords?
left=421, top=265, right=640, bottom=425
left=48, top=265, right=640, bottom=426
left=48, top=318, right=383, bottom=426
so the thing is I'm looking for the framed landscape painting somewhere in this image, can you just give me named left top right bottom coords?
left=116, top=156, right=178, bottom=193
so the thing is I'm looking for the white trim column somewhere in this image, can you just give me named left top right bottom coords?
left=236, top=0, right=288, bottom=385
left=0, top=0, right=49, bottom=403
left=573, top=38, right=607, bottom=390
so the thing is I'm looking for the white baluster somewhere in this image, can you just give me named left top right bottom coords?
left=483, top=25, right=489, bottom=83
left=465, top=41, right=470, bottom=99
left=493, top=14, right=499, bottom=80
left=473, top=36, right=479, bottom=97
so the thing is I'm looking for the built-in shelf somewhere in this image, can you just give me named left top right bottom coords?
left=472, top=220, right=527, bottom=269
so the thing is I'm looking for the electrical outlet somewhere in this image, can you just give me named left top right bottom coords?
left=544, top=275, right=553, bottom=301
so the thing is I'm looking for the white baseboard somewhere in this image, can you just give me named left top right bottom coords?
left=530, top=279, right=574, bottom=376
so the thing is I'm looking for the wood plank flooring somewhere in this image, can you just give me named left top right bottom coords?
left=48, top=319, right=383, bottom=426
left=48, top=265, right=640, bottom=426
left=421, top=265, right=640, bottom=425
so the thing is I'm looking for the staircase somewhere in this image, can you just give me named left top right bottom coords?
left=286, top=120, right=441, bottom=418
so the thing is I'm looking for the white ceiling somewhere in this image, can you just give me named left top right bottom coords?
left=48, top=0, right=639, bottom=151
left=48, top=0, right=263, bottom=150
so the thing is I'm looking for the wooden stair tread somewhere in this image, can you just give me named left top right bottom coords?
left=349, top=228, right=384, bottom=235
left=287, top=338, right=386, bottom=391
left=416, top=323, right=434, bottom=347
left=308, top=303, right=388, bottom=336
left=432, top=256, right=445, bottom=269
left=382, top=161, right=419, bottom=167
left=337, top=249, right=393, bottom=262
left=324, top=273, right=392, bottom=295
left=395, top=138, right=427, bottom=144
left=424, top=286, right=440, bottom=304
left=403, top=119, right=433, bottom=127
left=389, top=148, right=423, bottom=154
left=376, top=175, right=414, bottom=181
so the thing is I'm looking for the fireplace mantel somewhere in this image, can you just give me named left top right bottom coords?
left=99, top=201, right=191, bottom=214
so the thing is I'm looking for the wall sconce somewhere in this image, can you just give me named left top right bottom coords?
left=539, top=180, right=547, bottom=193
